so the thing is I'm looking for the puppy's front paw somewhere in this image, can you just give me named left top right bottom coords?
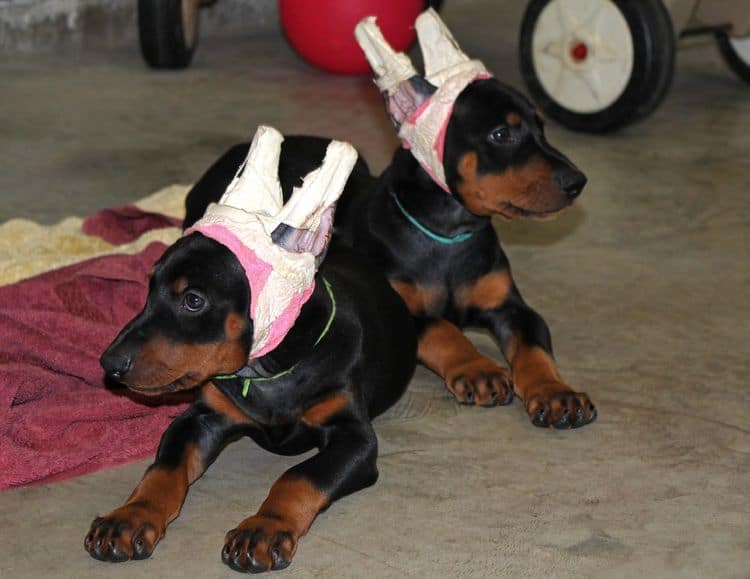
left=222, top=516, right=298, bottom=573
left=84, top=504, right=164, bottom=562
left=525, top=384, right=597, bottom=429
left=446, top=357, right=514, bottom=407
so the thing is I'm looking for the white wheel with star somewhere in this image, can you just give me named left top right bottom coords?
left=519, top=0, right=675, bottom=132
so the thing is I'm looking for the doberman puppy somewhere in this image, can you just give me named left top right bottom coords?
left=344, top=79, right=597, bottom=429
left=84, top=133, right=416, bottom=573
left=182, top=80, right=596, bottom=431
left=350, top=9, right=596, bottom=429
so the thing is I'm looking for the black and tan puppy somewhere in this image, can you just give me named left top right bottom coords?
left=341, top=83, right=595, bottom=429
left=347, top=10, right=595, bottom=429
left=84, top=129, right=416, bottom=573
left=183, top=10, right=595, bottom=430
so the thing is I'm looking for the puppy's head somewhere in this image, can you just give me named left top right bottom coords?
left=100, top=233, right=251, bottom=395
left=444, top=77, right=586, bottom=220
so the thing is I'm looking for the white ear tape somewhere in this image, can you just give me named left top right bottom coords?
left=186, top=126, right=357, bottom=361
left=354, top=16, right=418, bottom=95
left=356, top=8, right=491, bottom=193
left=416, top=7, right=488, bottom=86
left=219, top=125, right=284, bottom=217
left=277, top=140, right=356, bottom=231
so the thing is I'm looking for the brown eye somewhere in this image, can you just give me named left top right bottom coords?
left=182, top=291, right=206, bottom=313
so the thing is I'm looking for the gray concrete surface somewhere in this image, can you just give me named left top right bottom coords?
left=0, top=0, right=276, bottom=52
left=1, top=1, right=749, bottom=577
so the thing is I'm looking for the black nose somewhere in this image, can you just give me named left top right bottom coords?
left=100, top=350, right=132, bottom=381
left=557, top=170, right=587, bottom=200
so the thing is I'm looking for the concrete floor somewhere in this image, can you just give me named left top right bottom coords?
left=2, top=1, right=750, bottom=577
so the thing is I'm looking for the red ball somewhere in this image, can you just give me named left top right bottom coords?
left=280, top=0, right=424, bottom=74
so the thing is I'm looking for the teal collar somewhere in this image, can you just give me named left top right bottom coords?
left=214, top=276, right=336, bottom=397
left=389, top=190, right=473, bottom=244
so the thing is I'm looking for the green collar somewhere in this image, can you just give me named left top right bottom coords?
left=390, top=190, right=473, bottom=245
left=214, top=276, right=336, bottom=397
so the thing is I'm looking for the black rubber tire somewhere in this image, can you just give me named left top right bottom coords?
left=716, top=32, right=750, bottom=84
left=630, top=0, right=675, bottom=122
left=519, top=0, right=675, bottom=133
left=138, top=0, right=198, bottom=70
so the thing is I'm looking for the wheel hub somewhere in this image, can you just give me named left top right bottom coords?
left=570, top=40, right=588, bottom=63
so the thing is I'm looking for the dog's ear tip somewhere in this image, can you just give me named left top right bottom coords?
left=270, top=138, right=356, bottom=257
left=214, top=124, right=286, bottom=215
left=354, top=12, right=418, bottom=95
left=415, top=5, right=489, bottom=86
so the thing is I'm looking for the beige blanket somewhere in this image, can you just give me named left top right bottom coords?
left=0, top=185, right=189, bottom=286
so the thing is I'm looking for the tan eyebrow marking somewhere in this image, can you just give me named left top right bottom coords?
left=172, top=276, right=189, bottom=294
left=506, top=112, right=522, bottom=126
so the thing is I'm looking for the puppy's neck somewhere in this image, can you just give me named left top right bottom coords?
left=246, top=277, right=333, bottom=377
left=387, top=148, right=490, bottom=239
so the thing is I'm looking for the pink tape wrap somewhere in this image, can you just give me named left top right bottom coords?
left=401, top=72, right=491, bottom=193
left=185, top=223, right=314, bottom=360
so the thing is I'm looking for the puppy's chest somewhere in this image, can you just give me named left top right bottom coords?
left=390, top=264, right=512, bottom=318
left=213, top=371, right=313, bottom=426
left=387, top=279, right=470, bottom=318
left=389, top=277, right=448, bottom=318
left=388, top=232, right=511, bottom=318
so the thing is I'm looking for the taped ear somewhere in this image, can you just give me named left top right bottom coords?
left=272, top=140, right=357, bottom=262
left=356, top=8, right=490, bottom=193
left=219, top=125, right=284, bottom=216
left=354, top=16, right=436, bottom=130
left=187, top=126, right=359, bottom=360
left=416, top=7, right=486, bottom=86
left=354, top=16, right=417, bottom=94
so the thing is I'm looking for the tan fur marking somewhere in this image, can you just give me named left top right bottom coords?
left=202, top=382, right=253, bottom=425
left=184, top=442, right=205, bottom=485
left=418, top=319, right=486, bottom=379
left=224, top=311, right=246, bottom=341
left=172, top=276, right=189, bottom=294
left=507, top=341, right=572, bottom=404
left=301, top=392, right=349, bottom=427
left=225, top=477, right=328, bottom=569
left=390, top=280, right=443, bottom=316
left=128, top=334, right=246, bottom=390
left=456, top=270, right=512, bottom=310
left=85, top=443, right=206, bottom=559
left=457, top=152, right=564, bottom=218
left=124, top=442, right=204, bottom=525
left=506, top=111, right=522, bottom=126
left=251, top=476, right=328, bottom=537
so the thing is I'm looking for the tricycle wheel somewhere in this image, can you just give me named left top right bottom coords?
left=519, top=0, right=674, bottom=132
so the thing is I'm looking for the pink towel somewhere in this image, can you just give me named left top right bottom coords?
left=0, top=239, right=191, bottom=490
